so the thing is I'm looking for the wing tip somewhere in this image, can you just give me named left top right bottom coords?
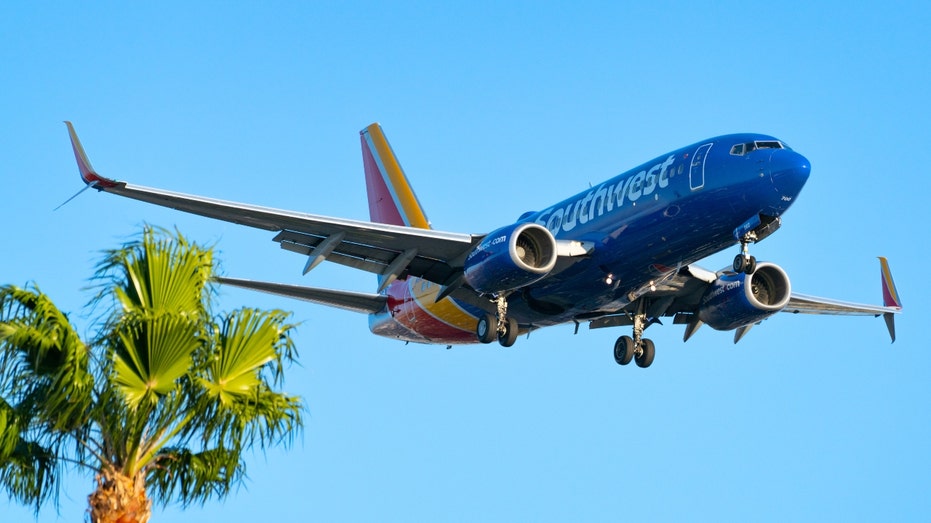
left=883, top=312, right=897, bottom=344
left=64, top=121, right=121, bottom=188
left=878, top=257, right=901, bottom=343
left=878, top=256, right=903, bottom=310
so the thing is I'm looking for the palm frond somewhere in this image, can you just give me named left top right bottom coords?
left=0, top=226, right=305, bottom=518
left=146, top=446, right=244, bottom=507
left=199, top=309, right=291, bottom=404
left=0, top=436, right=58, bottom=513
left=111, top=314, right=199, bottom=409
left=0, top=285, right=94, bottom=432
left=238, top=386, right=303, bottom=449
left=90, top=225, right=214, bottom=319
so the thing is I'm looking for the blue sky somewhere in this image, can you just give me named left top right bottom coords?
left=2, top=2, right=928, bottom=521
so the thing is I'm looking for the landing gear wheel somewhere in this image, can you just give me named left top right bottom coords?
left=476, top=313, right=496, bottom=344
left=498, top=317, right=518, bottom=347
left=733, top=254, right=757, bottom=275
left=613, top=335, right=635, bottom=365
left=635, top=338, right=655, bottom=368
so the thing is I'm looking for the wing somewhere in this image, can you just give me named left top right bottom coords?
left=783, top=257, right=902, bottom=341
left=784, top=257, right=903, bottom=316
left=64, top=122, right=482, bottom=288
left=588, top=259, right=902, bottom=342
left=784, top=294, right=899, bottom=315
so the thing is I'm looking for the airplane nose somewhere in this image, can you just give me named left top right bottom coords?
left=769, top=149, right=811, bottom=196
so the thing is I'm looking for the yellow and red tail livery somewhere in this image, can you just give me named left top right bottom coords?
left=360, top=123, right=430, bottom=229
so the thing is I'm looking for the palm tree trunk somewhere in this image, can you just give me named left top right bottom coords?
left=88, top=467, right=152, bottom=523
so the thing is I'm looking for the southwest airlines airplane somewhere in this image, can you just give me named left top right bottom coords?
left=65, top=122, right=902, bottom=368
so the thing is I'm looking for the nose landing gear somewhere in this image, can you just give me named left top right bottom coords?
left=733, top=214, right=781, bottom=275
left=733, top=236, right=757, bottom=275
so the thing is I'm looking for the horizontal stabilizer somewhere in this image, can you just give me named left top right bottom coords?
left=216, top=277, right=387, bottom=314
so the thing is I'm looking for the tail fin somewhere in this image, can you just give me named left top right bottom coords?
left=360, top=123, right=431, bottom=229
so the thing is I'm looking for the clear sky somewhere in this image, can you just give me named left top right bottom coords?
left=2, top=2, right=928, bottom=521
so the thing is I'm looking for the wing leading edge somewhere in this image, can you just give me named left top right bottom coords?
left=64, top=122, right=482, bottom=287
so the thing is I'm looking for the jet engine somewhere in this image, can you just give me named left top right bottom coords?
left=697, top=262, right=791, bottom=331
left=463, top=223, right=558, bottom=294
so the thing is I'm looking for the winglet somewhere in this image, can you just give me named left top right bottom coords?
left=883, top=313, right=897, bottom=343
left=879, top=257, right=902, bottom=343
left=879, top=257, right=902, bottom=309
left=64, top=121, right=120, bottom=188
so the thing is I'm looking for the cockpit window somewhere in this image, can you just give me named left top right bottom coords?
left=754, top=140, right=784, bottom=150
left=730, top=140, right=788, bottom=156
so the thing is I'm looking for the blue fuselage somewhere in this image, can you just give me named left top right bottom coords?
left=506, top=133, right=811, bottom=325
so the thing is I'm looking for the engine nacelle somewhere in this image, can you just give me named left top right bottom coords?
left=697, top=262, right=792, bottom=331
left=463, top=223, right=558, bottom=294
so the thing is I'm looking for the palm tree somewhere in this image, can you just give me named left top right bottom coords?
left=0, top=226, right=303, bottom=522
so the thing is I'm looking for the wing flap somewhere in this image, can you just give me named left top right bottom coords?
left=274, top=229, right=460, bottom=283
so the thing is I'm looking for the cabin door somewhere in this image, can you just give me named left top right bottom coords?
left=689, top=143, right=713, bottom=191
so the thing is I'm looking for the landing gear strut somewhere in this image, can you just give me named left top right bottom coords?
left=612, top=309, right=655, bottom=368
left=476, top=295, right=518, bottom=347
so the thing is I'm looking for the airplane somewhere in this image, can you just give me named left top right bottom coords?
left=64, top=122, right=903, bottom=368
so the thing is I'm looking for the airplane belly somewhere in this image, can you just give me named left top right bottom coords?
left=514, top=194, right=743, bottom=323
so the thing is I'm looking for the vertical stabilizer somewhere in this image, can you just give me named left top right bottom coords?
left=360, top=123, right=431, bottom=229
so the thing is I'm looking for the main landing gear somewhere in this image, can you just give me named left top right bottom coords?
left=476, top=295, right=519, bottom=347
left=612, top=310, right=655, bottom=368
